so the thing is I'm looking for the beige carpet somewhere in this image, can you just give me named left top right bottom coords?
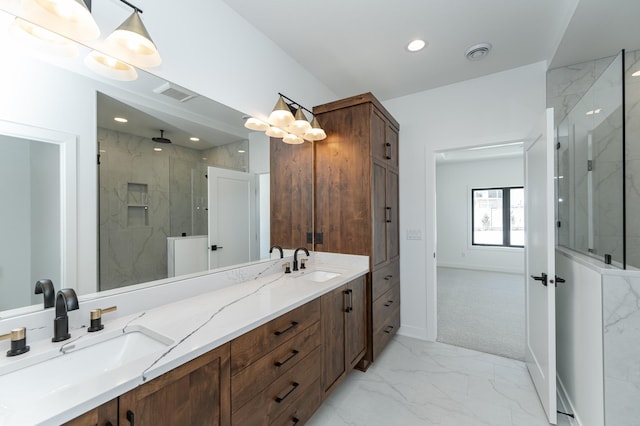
left=437, top=267, right=525, bottom=360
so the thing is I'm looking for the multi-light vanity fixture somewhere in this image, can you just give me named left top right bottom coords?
left=13, top=0, right=161, bottom=81
left=244, top=94, right=327, bottom=144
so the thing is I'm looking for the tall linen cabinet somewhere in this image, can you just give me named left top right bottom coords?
left=313, top=92, right=400, bottom=366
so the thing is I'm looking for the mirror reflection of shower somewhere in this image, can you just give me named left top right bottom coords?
left=96, top=93, right=264, bottom=291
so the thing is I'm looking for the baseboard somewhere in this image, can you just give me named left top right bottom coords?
left=557, top=374, right=582, bottom=426
left=396, top=325, right=432, bottom=341
left=437, top=262, right=523, bottom=275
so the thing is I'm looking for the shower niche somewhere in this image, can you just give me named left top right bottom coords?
left=126, top=182, right=149, bottom=227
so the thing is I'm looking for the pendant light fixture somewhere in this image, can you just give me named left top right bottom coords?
left=303, top=117, right=327, bottom=141
left=244, top=93, right=327, bottom=144
left=84, top=50, right=138, bottom=81
left=268, top=95, right=295, bottom=129
left=10, top=17, right=79, bottom=58
left=101, top=6, right=161, bottom=68
left=21, top=0, right=100, bottom=42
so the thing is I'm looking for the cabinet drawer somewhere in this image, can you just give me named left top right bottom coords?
left=372, top=283, right=400, bottom=333
left=372, top=259, right=400, bottom=301
left=271, top=377, right=322, bottom=426
left=372, top=306, right=400, bottom=360
left=231, top=299, right=320, bottom=373
left=232, top=347, right=321, bottom=425
left=232, top=321, right=320, bottom=411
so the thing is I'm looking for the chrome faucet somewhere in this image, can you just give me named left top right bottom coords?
left=269, top=245, right=284, bottom=259
left=34, top=279, right=55, bottom=309
left=293, top=247, right=310, bottom=272
left=52, top=289, right=79, bottom=342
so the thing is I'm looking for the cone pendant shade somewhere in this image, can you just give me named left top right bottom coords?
left=103, top=10, right=161, bottom=68
left=22, top=0, right=100, bottom=41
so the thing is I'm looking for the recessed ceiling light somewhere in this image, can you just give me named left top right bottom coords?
left=238, top=150, right=246, bottom=153
left=202, top=157, right=208, bottom=160
left=632, top=70, right=640, bottom=77
left=114, top=117, right=128, bottom=123
left=190, top=137, right=200, bottom=142
left=153, top=147, right=162, bottom=152
left=465, top=43, right=492, bottom=61
left=407, top=39, right=426, bottom=52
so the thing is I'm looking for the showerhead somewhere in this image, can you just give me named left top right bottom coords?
left=152, top=129, right=172, bottom=144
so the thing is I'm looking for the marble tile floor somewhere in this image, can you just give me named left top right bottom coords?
left=308, top=335, right=575, bottom=426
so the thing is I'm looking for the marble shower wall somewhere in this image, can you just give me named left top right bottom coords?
left=98, top=128, right=248, bottom=291
left=625, top=51, right=640, bottom=269
left=602, top=273, right=640, bottom=425
left=547, top=55, right=615, bottom=126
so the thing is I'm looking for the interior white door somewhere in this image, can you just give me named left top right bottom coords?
left=207, top=167, right=257, bottom=269
left=524, top=108, right=557, bottom=424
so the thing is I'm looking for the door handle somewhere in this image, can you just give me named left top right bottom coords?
left=211, top=244, right=224, bottom=251
left=531, top=273, right=548, bottom=286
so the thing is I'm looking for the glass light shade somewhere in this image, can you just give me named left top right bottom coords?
left=84, top=50, right=138, bottom=81
left=268, top=96, right=294, bottom=128
left=303, top=117, right=327, bottom=141
left=287, top=108, right=311, bottom=135
left=22, top=0, right=100, bottom=41
left=244, top=117, right=270, bottom=131
left=265, top=126, right=287, bottom=138
left=10, top=17, right=78, bottom=57
left=103, top=11, right=161, bottom=68
left=283, top=133, right=304, bottom=145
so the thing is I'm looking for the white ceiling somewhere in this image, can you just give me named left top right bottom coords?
left=223, top=0, right=640, bottom=101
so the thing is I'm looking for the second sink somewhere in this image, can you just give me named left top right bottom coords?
left=296, top=270, right=341, bottom=282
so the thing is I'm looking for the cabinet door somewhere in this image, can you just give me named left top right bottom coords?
left=119, top=344, right=230, bottom=426
left=321, top=285, right=346, bottom=394
left=64, top=399, right=117, bottom=426
left=373, top=162, right=387, bottom=267
left=387, top=169, right=400, bottom=261
left=386, top=124, right=399, bottom=169
left=345, top=276, right=366, bottom=368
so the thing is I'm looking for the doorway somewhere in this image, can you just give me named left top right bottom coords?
left=435, top=143, right=526, bottom=360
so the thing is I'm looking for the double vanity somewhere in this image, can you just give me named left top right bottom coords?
left=0, top=252, right=370, bottom=425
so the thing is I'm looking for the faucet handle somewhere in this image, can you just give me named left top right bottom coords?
left=88, top=306, right=118, bottom=332
left=282, top=262, right=291, bottom=274
left=300, top=259, right=308, bottom=269
left=0, top=327, right=30, bottom=357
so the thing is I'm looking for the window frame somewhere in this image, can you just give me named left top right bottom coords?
left=471, top=186, right=524, bottom=248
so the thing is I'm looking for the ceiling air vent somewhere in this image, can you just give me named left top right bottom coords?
left=465, top=43, right=492, bottom=61
left=153, top=82, right=198, bottom=103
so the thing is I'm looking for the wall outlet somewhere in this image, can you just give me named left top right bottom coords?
left=406, top=229, right=422, bottom=240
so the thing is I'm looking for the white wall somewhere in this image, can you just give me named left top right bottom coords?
left=436, top=156, right=524, bottom=273
left=555, top=251, right=604, bottom=426
left=384, top=61, right=547, bottom=340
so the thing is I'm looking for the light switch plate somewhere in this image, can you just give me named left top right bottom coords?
left=406, top=229, right=422, bottom=240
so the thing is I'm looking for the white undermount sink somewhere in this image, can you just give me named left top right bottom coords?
left=0, top=325, right=172, bottom=403
left=296, top=270, right=341, bottom=282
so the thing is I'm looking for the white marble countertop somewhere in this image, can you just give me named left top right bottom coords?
left=0, top=255, right=368, bottom=425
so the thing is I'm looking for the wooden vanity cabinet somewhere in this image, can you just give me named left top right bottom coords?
left=118, top=343, right=231, bottom=426
left=321, top=276, right=366, bottom=396
left=230, top=299, right=322, bottom=425
left=63, top=398, right=117, bottom=426
left=314, top=92, right=401, bottom=365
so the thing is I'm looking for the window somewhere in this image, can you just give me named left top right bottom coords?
left=472, top=187, right=524, bottom=247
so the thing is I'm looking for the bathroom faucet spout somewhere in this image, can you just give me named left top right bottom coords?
left=52, top=289, right=79, bottom=343
left=293, top=247, right=310, bottom=272
left=269, top=245, right=284, bottom=259
left=34, top=279, right=55, bottom=309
